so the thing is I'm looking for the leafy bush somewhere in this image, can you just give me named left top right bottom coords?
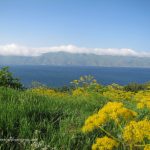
left=0, top=67, right=23, bottom=89
left=124, top=82, right=146, bottom=92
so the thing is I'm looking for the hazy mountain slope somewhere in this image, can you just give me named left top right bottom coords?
left=0, top=52, right=150, bottom=67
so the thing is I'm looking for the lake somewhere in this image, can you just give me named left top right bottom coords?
left=7, top=66, right=150, bottom=87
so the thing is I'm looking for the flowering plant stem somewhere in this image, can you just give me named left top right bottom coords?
left=130, top=144, right=133, bottom=150
left=135, top=144, right=150, bottom=147
left=99, top=126, right=123, bottom=144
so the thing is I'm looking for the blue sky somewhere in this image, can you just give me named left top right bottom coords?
left=0, top=0, right=150, bottom=53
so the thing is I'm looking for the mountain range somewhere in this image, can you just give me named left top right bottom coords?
left=0, top=52, right=150, bottom=67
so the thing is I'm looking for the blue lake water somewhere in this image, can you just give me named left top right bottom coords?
left=7, top=66, right=150, bottom=87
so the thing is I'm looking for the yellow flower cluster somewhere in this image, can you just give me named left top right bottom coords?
left=92, top=136, right=118, bottom=150
left=99, top=102, right=137, bottom=121
left=102, top=87, right=133, bottom=101
left=82, top=102, right=137, bottom=133
left=30, top=88, right=67, bottom=97
left=72, top=87, right=89, bottom=97
left=144, top=145, right=150, bottom=150
left=134, top=91, right=150, bottom=109
left=123, top=120, right=150, bottom=144
left=82, top=113, right=106, bottom=133
left=102, top=85, right=150, bottom=109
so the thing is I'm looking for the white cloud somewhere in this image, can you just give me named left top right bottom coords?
left=0, top=43, right=150, bottom=57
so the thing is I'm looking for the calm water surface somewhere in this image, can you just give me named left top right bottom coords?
left=7, top=66, right=150, bottom=87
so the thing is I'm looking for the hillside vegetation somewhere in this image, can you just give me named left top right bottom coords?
left=0, top=69, right=149, bottom=150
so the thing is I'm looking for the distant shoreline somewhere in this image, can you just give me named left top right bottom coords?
left=1, top=65, right=150, bottom=69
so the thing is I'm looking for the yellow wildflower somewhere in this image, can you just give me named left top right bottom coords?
left=135, top=91, right=150, bottom=109
left=72, top=87, right=89, bottom=97
left=103, top=87, right=133, bottom=101
left=123, top=120, right=150, bottom=144
left=82, top=113, right=106, bottom=133
left=82, top=102, right=137, bottom=133
left=92, top=136, right=118, bottom=150
left=98, top=102, right=137, bottom=121
left=137, top=102, right=145, bottom=109
left=30, top=88, right=67, bottom=97
left=144, top=145, right=150, bottom=150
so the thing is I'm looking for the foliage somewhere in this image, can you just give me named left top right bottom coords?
left=0, top=74, right=149, bottom=149
left=124, top=82, right=146, bottom=92
left=0, top=87, right=104, bottom=149
left=0, top=67, right=23, bottom=89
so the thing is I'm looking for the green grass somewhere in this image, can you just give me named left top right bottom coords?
left=0, top=87, right=149, bottom=150
left=0, top=87, right=108, bottom=150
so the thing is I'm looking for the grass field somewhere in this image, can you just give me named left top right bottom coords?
left=0, top=78, right=150, bottom=150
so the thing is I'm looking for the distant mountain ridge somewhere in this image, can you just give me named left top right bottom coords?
left=0, top=51, right=150, bottom=67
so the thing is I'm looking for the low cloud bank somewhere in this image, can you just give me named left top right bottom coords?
left=0, top=43, right=150, bottom=57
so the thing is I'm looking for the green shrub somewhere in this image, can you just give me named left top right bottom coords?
left=0, top=67, right=23, bottom=89
left=124, top=82, right=146, bottom=92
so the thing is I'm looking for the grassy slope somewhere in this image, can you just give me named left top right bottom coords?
left=0, top=87, right=108, bottom=150
left=0, top=87, right=149, bottom=150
